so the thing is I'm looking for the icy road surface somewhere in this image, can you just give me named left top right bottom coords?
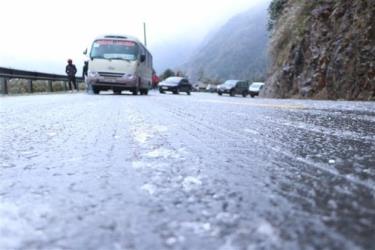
left=0, top=92, right=374, bottom=250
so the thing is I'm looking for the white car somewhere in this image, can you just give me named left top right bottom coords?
left=206, top=84, right=217, bottom=93
left=249, top=82, right=264, bottom=98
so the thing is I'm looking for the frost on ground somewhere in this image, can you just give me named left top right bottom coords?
left=0, top=94, right=373, bottom=250
left=0, top=202, right=49, bottom=249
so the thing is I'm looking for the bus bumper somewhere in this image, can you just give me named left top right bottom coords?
left=86, top=75, right=138, bottom=88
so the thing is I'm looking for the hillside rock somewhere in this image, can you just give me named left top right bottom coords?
left=263, top=0, right=375, bottom=100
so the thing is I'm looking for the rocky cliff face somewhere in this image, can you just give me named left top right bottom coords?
left=263, top=0, right=375, bottom=100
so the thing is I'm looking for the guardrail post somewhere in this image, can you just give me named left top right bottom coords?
left=48, top=80, right=53, bottom=92
left=28, top=80, right=33, bottom=93
left=1, top=78, right=8, bottom=95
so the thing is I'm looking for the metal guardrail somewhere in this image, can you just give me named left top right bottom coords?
left=0, top=67, right=84, bottom=94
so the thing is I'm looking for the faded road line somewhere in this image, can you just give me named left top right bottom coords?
left=198, top=99, right=305, bottom=110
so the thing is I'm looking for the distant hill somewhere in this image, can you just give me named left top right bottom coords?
left=183, top=4, right=269, bottom=82
left=150, top=37, right=201, bottom=74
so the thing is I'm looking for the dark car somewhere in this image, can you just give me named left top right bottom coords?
left=159, top=77, right=192, bottom=95
left=217, top=80, right=250, bottom=97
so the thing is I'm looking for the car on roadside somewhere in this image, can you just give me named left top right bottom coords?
left=249, top=82, right=265, bottom=98
left=159, top=77, right=192, bottom=95
left=217, top=80, right=250, bottom=97
left=206, top=84, right=217, bottom=93
left=192, top=84, right=200, bottom=92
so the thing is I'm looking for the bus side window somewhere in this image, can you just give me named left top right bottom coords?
left=148, top=53, right=152, bottom=67
left=147, top=53, right=150, bottom=67
left=139, top=46, right=145, bottom=62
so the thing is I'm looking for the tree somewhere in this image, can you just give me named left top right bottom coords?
left=197, top=68, right=205, bottom=82
left=268, top=0, right=288, bottom=30
left=159, top=69, right=175, bottom=80
left=175, top=70, right=187, bottom=77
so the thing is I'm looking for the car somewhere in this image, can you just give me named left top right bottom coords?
left=159, top=77, right=192, bottom=95
left=249, top=82, right=265, bottom=97
left=206, top=84, right=217, bottom=93
left=217, top=80, right=250, bottom=97
left=192, top=84, right=200, bottom=92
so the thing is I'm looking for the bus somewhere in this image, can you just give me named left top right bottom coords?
left=84, top=34, right=153, bottom=95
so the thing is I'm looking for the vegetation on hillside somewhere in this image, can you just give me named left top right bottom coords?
left=264, top=0, right=375, bottom=100
left=159, top=69, right=175, bottom=81
left=267, top=0, right=287, bottom=30
left=159, top=69, right=188, bottom=81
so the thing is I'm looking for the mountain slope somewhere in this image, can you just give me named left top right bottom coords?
left=263, top=0, right=375, bottom=100
left=184, top=5, right=269, bottom=82
left=150, top=37, right=200, bottom=74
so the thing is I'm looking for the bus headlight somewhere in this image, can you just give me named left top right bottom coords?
left=122, top=74, right=136, bottom=81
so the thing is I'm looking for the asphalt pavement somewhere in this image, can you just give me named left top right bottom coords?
left=0, top=91, right=374, bottom=250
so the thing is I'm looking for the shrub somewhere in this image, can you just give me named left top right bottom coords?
left=160, top=69, right=175, bottom=80
left=268, top=0, right=288, bottom=30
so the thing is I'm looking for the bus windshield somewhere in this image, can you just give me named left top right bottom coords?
left=90, top=40, right=139, bottom=61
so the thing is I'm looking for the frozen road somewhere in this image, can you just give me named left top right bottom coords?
left=0, top=92, right=374, bottom=250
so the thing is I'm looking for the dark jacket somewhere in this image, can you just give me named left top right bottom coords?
left=82, top=61, right=88, bottom=78
left=66, top=64, right=77, bottom=77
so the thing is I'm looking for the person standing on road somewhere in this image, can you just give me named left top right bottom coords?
left=66, top=59, right=77, bottom=92
left=152, top=70, right=160, bottom=90
left=82, top=61, right=88, bottom=78
left=82, top=61, right=89, bottom=93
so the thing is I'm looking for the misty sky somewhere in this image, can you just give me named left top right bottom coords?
left=0, top=0, right=268, bottom=74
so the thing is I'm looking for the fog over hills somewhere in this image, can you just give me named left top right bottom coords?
left=182, top=3, right=270, bottom=82
left=149, top=22, right=225, bottom=74
left=150, top=36, right=201, bottom=74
